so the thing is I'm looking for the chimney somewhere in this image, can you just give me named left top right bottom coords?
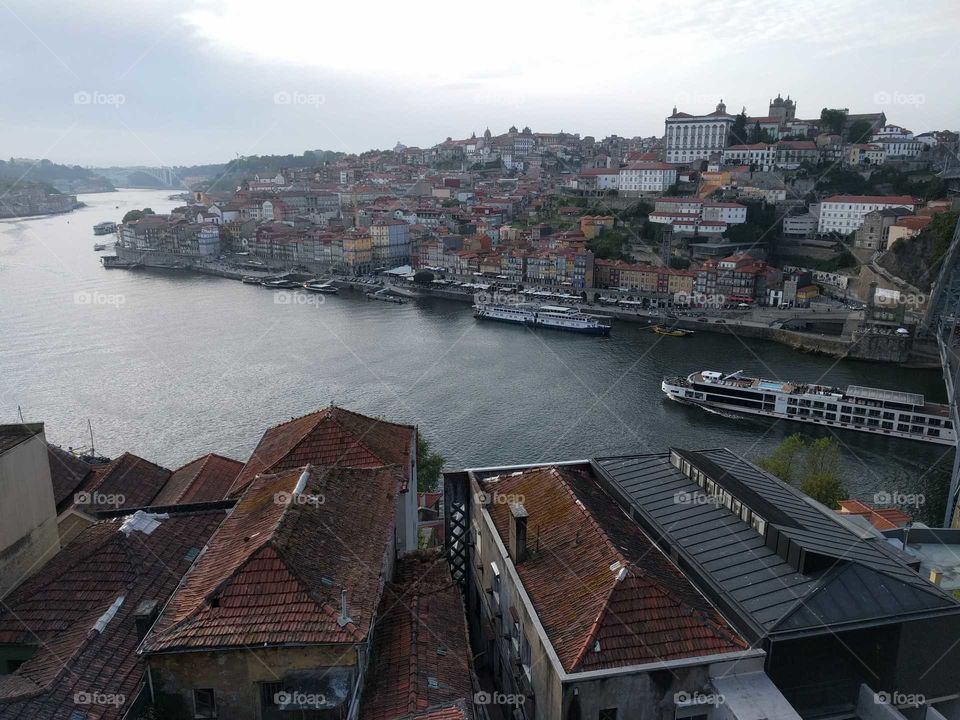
left=134, top=599, right=160, bottom=640
left=337, top=589, right=353, bottom=627
left=930, top=568, right=943, bottom=586
left=508, top=502, right=528, bottom=563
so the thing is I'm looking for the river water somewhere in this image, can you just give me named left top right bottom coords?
left=0, top=189, right=953, bottom=523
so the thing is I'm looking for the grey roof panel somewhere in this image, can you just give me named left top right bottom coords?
left=595, top=450, right=960, bottom=640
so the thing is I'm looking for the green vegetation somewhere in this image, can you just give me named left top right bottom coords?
left=880, top=211, right=959, bottom=292
left=813, top=166, right=945, bottom=201
left=776, top=252, right=856, bottom=272
left=587, top=228, right=630, bottom=260
left=758, top=434, right=847, bottom=509
left=417, top=433, right=445, bottom=493
left=846, top=119, right=873, bottom=144
left=121, top=208, right=155, bottom=223
left=0, top=158, right=113, bottom=193
left=819, top=108, right=847, bottom=136
left=413, top=270, right=435, bottom=285
left=730, top=111, right=749, bottom=145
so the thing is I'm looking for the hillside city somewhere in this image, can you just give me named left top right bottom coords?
left=5, top=49, right=960, bottom=720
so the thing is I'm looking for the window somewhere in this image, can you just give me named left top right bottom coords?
left=194, top=689, right=217, bottom=718
left=260, top=682, right=283, bottom=709
left=599, top=710, right=618, bottom=720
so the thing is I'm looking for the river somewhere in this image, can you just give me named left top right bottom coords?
left=0, top=189, right=953, bottom=523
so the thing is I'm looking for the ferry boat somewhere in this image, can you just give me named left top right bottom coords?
left=473, top=303, right=611, bottom=336
left=662, top=370, right=955, bottom=445
left=93, top=221, right=117, bottom=235
left=304, top=280, right=339, bottom=294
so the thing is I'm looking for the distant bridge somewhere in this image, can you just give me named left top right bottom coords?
left=923, top=215, right=960, bottom=525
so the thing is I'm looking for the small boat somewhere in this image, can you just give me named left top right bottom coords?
left=241, top=276, right=262, bottom=284
left=101, top=256, right=140, bottom=269
left=652, top=325, right=694, bottom=337
left=93, top=243, right=108, bottom=251
left=304, top=280, right=339, bottom=294
left=261, top=278, right=299, bottom=289
left=366, top=289, right=405, bottom=304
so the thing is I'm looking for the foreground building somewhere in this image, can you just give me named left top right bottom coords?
left=142, top=464, right=402, bottom=718
left=444, top=446, right=960, bottom=719
left=0, top=506, right=226, bottom=719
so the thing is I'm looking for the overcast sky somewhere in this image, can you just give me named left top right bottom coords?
left=2, top=0, right=958, bottom=167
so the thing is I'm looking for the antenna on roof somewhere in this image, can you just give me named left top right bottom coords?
left=17, top=405, right=24, bottom=423
left=88, top=419, right=96, bottom=458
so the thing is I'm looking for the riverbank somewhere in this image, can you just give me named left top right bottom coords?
left=108, top=244, right=922, bottom=364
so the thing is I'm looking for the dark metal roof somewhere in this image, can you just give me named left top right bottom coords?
left=0, top=423, right=43, bottom=455
left=594, top=449, right=959, bottom=642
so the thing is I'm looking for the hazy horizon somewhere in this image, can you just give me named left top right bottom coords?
left=3, top=0, right=958, bottom=167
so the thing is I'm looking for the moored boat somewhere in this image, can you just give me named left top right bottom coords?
left=93, top=221, right=117, bottom=235
left=662, top=369, right=955, bottom=445
left=474, top=303, right=610, bottom=336
left=652, top=325, right=693, bottom=337
left=304, top=280, right=339, bottom=294
left=261, top=278, right=299, bottom=289
left=93, top=243, right=108, bottom=251
left=241, top=276, right=263, bottom=284
left=101, top=256, right=140, bottom=269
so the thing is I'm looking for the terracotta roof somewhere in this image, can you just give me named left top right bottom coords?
left=838, top=499, right=912, bottom=531
left=46, top=443, right=96, bottom=512
left=74, top=452, right=172, bottom=511
left=0, top=508, right=225, bottom=720
left=228, top=407, right=415, bottom=497
left=894, top=216, right=933, bottom=231
left=152, top=453, right=243, bottom=505
left=480, top=465, right=745, bottom=672
left=143, top=465, right=400, bottom=653
left=361, top=555, right=475, bottom=720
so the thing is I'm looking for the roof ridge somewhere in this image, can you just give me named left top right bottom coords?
left=570, top=575, right=619, bottom=671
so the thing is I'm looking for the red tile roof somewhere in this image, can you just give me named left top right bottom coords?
left=838, top=499, right=912, bottom=531
left=228, top=406, right=415, bottom=497
left=361, top=555, right=475, bottom=720
left=75, top=452, right=172, bottom=511
left=152, top=453, right=243, bottom=505
left=481, top=465, right=745, bottom=672
left=46, top=443, right=97, bottom=511
left=143, top=464, right=400, bottom=653
left=0, top=508, right=225, bottom=720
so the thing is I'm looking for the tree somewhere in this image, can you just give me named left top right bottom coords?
left=749, top=121, right=763, bottom=144
left=820, top=108, right=847, bottom=136
left=801, top=473, right=846, bottom=509
left=730, top=111, right=748, bottom=145
left=417, top=432, right=445, bottom=493
left=846, top=119, right=873, bottom=144
left=413, top=270, right=435, bottom=285
left=758, top=434, right=847, bottom=508
left=121, top=207, right=154, bottom=223
left=757, top=434, right=806, bottom=483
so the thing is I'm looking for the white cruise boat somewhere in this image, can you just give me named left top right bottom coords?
left=473, top=303, right=610, bottom=336
left=662, top=370, right=955, bottom=445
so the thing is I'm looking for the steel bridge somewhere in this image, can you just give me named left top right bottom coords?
left=924, top=215, right=960, bottom=525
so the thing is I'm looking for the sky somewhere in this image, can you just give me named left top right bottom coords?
left=1, top=0, right=958, bottom=167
